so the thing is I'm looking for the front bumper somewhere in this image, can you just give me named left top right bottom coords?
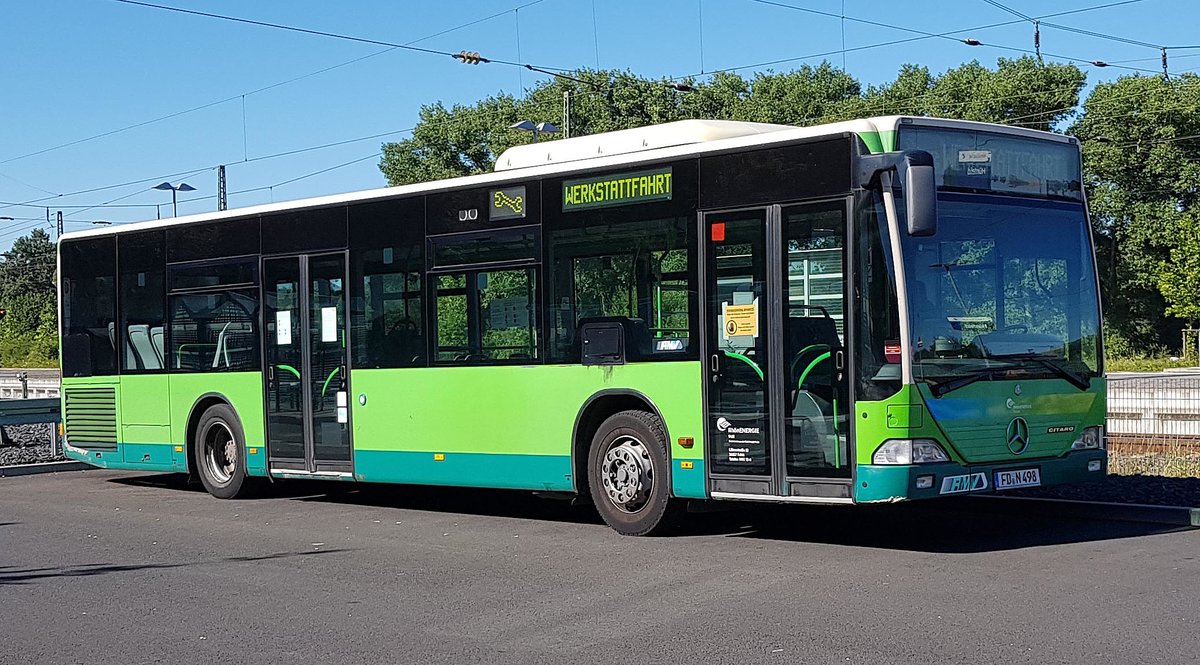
left=856, top=449, right=1107, bottom=503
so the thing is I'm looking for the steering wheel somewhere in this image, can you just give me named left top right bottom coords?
left=1000, top=324, right=1029, bottom=334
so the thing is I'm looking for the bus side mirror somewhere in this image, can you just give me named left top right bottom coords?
left=902, top=150, right=937, bottom=237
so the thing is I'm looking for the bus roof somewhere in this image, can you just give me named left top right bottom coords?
left=60, top=116, right=1073, bottom=242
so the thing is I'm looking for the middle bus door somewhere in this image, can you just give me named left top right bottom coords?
left=702, top=202, right=852, bottom=499
left=263, top=253, right=353, bottom=475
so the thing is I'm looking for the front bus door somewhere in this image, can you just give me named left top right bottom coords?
left=703, top=201, right=852, bottom=501
left=263, top=253, right=352, bottom=476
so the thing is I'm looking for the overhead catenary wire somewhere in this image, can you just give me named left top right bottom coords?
left=7, top=0, right=1154, bottom=184
left=106, top=0, right=579, bottom=77
left=2, top=0, right=1173, bottom=230
left=737, top=0, right=1159, bottom=77
left=6, top=70, right=1169, bottom=225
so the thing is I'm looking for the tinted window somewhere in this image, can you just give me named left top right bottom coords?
left=897, top=126, right=1082, bottom=200
left=545, top=160, right=698, bottom=362
left=434, top=268, right=538, bottom=363
left=856, top=192, right=902, bottom=401
left=350, top=199, right=426, bottom=368
left=166, top=217, right=259, bottom=263
left=261, top=206, right=347, bottom=254
left=61, top=237, right=117, bottom=377
left=429, top=227, right=538, bottom=269
left=168, top=289, right=259, bottom=372
left=118, top=231, right=167, bottom=373
left=169, top=258, right=258, bottom=291
left=700, top=139, right=851, bottom=209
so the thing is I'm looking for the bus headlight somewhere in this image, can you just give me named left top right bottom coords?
left=1071, top=426, right=1105, bottom=450
left=872, top=439, right=950, bottom=465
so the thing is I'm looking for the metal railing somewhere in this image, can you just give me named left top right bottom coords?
left=0, top=397, right=63, bottom=464
left=1107, top=372, right=1200, bottom=476
left=0, top=370, right=61, bottom=399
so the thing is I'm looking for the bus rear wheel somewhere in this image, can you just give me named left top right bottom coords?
left=588, top=410, right=678, bottom=536
left=195, top=403, right=257, bottom=500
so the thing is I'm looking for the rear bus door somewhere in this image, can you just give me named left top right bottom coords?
left=263, top=253, right=353, bottom=475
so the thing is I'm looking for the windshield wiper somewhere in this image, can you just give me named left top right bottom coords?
left=927, top=366, right=1011, bottom=398
left=988, top=353, right=1091, bottom=392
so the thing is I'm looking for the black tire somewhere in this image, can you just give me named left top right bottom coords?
left=587, top=410, right=680, bottom=536
left=194, top=403, right=257, bottom=499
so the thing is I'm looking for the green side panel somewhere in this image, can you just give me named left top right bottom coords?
left=355, top=451, right=571, bottom=491
left=61, top=376, right=122, bottom=463
left=168, top=372, right=267, bottom=476
left=118, top=375, right=175, bottom=469
left=855, top=130, right=897, bottom=154
left=118, top=375, right=171, bottom=426
left=350, top=362, right=706, bottom=498
left=879, top=130, right=896, bottom=152
left=854, top=385, right=948, bottom=466
left=64, top=373, right=266, bottom=475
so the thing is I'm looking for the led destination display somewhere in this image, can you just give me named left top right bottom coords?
left=562, top=167, right=673, bottom=211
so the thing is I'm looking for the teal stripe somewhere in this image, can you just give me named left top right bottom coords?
left=121, top=443, right=174, bottom=470
left=354, top=450, right=573, bottom=491
left=672, top=458, right=707, bottom=499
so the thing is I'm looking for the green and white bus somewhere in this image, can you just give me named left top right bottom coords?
left=58, top=116, right=1106, bottom=535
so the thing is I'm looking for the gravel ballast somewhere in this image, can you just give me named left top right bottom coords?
left=0, top=424, right=63, bottom=466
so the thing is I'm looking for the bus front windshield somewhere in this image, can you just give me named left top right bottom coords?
left=900, top=193, right=1101, bottom=393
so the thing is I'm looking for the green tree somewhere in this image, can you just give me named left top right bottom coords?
left=1072, top=73, right=1200, bottom=350
left=0, top=228, right=58, bottom=367
left=861, top=57, right=1085, bottom=130
left=380, top=57, right=1085, bottom=186
left=1159, top=210, right=1200, bottom=324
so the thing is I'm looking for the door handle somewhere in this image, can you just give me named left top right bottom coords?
left=710, top=353, right=721, bottom=380
left=834, top=350, right=845, bottom=371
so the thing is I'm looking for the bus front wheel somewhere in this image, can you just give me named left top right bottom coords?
left=194, top=403, right=257, bottom=500
left=588, top=410, right=679, bottom=536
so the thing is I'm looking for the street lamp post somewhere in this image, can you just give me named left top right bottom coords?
left=153, top=182, right=196, bottom=218
left=510, top=120, right=560, bottom=143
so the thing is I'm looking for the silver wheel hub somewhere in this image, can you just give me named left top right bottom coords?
left=205, top=422, right=237, bottom=485
left=601, top=436, right=653, bottom=513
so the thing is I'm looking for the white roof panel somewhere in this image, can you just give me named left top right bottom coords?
left=494, top=119, right=795, bottom=171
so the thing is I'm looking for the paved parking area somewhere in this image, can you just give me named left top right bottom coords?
left=2, top=470, right=1198, bottom=664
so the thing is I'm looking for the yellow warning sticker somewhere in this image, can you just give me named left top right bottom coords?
left=723, top=302, right=759, bottom=338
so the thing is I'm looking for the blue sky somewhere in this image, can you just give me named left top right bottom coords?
left=1, top=0, right=1196, bottom=248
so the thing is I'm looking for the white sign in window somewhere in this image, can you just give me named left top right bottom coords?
left=275, top=311, right=292, bottom=346
left=321, top=306, right=338, bottom=343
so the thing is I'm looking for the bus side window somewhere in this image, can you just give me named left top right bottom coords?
left=434, top=268, right=538, bottom=364
left=61, top=237, right=117, bottom=378
left=349, top=198, right=427, bottom=369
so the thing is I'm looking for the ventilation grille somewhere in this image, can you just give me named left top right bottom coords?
left=64, top=387, right=118, bottom=450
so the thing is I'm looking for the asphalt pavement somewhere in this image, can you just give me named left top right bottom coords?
left=2, top=470, right=1198, bottom=664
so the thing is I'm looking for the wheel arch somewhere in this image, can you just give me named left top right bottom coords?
left=571, top=389, right=673, bottom=496
left=184, top=392, right=240, bottom=477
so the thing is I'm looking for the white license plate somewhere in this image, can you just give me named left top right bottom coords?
left=995, top=468, right=1041, bottom=489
